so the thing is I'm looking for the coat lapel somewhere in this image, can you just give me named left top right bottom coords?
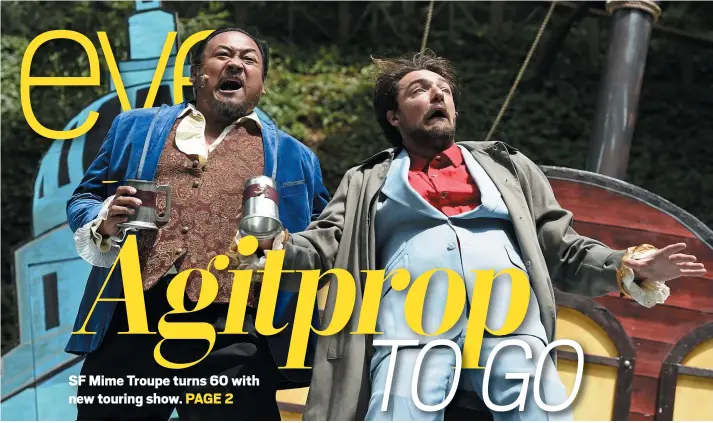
left=128, top=103, right=183, bottom=181
left=457, top=145, right=511, bottom=220
left=464, top=141, right=557, bottom=334
left=465, top=142, right=535, bottom=262
left=467, top=143, right=530, bottom=220
left=128, top=103, right=277, bottom=182
left=364, top=158, right=392, bottom=275
left=380, top=150, right=446, bottom=221
left=254, top=107, right=278, bottom=179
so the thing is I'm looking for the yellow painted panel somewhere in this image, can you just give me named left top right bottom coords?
left=279, top=410, right=304, bottom=421
left=317, top=284, right=329, bottom=310
left=277, top=388, right=308, bottom=421
left=681, top=339, right=713, bottom=371
left=673, top=339, right=713, bottom=420
left=672, top=375, right=713, bottom=421
left=557, top=360, right=617, bottom=421
left=555, top=307, right=618, bottom=358
left=277, top=387, right=309, bottom=406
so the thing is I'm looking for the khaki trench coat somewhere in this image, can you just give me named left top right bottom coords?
left=281, top=141, right=626, bottom=420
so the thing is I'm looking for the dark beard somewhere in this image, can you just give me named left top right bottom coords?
left=211, top=97, right=250, bottom=122
left=408, top=121, right=456, bottom=149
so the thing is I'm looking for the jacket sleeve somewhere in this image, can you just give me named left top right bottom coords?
left=514, top=153, right=625, bottom=297
left=279, top=169, right=354, bottom=291
left=66, top=113, right=122, bottom=234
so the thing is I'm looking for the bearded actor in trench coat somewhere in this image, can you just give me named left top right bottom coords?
left=254, top=51, right=707, bottom=421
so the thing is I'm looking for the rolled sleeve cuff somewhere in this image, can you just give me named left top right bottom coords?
left=616, top=246, right=671, bottom=308
left=75, top=195, right=130, bottom=267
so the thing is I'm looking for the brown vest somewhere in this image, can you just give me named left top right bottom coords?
left=137, top=117, right=265, bottom=305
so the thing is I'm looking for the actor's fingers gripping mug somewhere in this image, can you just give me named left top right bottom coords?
left=239, top=176, right=283, bottom=240
left=117, top=179, right=172, bottom=230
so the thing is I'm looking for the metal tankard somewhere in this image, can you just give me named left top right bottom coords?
left=239, top=176, right=283, bottom=240
left=117, top=179, right=172, bottom=231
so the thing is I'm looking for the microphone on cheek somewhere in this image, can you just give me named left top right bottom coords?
left=199, top=74, right=208, bottom=88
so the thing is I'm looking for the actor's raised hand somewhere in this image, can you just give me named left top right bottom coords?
left=623, top=242, right=708, bottom=282
left=97, top=186, right=142, bottom=237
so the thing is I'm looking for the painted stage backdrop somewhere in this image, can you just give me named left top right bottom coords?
left=1, top=2, right=191, bottom=419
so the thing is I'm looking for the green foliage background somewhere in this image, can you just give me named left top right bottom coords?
left=2, top=1, right=712, bottom=352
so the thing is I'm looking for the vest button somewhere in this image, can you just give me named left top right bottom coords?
left=181, top=226, right=189, bottom=234
left=447, top=242, right=456, bottom=250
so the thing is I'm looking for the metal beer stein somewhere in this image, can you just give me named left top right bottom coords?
left=239, top=176, right=283, bottom=240
left=117, top=179, right=172, bottom=230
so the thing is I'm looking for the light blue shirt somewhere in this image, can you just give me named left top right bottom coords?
left=373, top=147, right=548, bottom=355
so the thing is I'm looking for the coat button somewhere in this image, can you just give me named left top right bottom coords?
left=440, top=191, right=448, bottom=199
left=176, top=248, right=184, bottom=254
left=525, top=260, right=532, bottom=267
left=192, top=160, right=199, bottom=168
left=192, top=181, right=200, bottom=188
left=181, top=226, right=189, bottom=234
left=447, top=242, right=456, bottom=250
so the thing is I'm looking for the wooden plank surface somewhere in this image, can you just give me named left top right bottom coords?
left=661, top=276, right=713, bottom=313
left=628, top=410, right=655, bottom=420
left=550, top=179, right=696, bottom=239
left=629, top=374, right=659, bottom=417
left=594, top=296, right=713, bottom=345
left=631, top=338, right=672, bottom=379
left=535, top=178, right=713, bottom=420
left=605, top=276, right=713, bottom=313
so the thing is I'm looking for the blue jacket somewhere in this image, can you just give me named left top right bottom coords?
left=65, top=102, right=330, bottom=385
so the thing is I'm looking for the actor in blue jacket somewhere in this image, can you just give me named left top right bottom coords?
left=65, top=27, right=330, bottom=420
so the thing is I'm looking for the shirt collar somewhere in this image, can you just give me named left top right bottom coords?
left=179, top=102, right=262, bottom=129
left=408, top=142, right=463, bottom=171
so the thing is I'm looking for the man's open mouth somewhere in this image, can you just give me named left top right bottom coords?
left=426, top=109, right=449, bottom=121
left=218, top=79, right=243, bottom=93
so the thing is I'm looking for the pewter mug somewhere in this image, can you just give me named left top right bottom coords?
left=239, top=176, right=283, bottom=240
left=117, top=179, right=172, bottom=231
